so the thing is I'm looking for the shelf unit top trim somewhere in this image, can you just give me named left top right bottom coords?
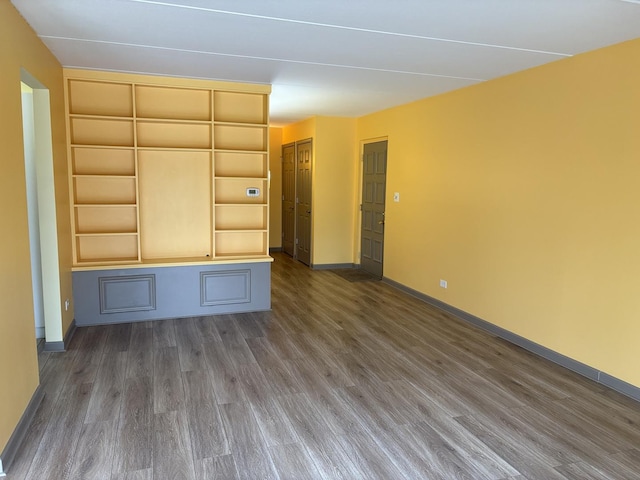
left=63, top=68, right=271, bottom=95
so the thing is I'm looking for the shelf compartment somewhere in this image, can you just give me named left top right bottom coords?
left=213, top=91, right=267, bottom=124
left=70, top=117, right=134, bottom=146
left=138, top=150, right=212, bottom=259
left=137, top=121, right=212, bottom=149
left=215, top=231, right=267, bottom=257
left=214, top=151, right=267, bottom=178
left=215, top=178, right=267, bottom=204
left=68, top=80, right=133, bottom=117
left=214, top=124, right=266, bottom=151
left=72, top=147, right=135, bottom=176
left=215, top=205, right=267, bottom=230
left=74, top=176, right=137, bottom=205
left=76, top=234, right=139, bottom=263
left=135, top=85, right=211, bottom=121
left=75, top=205, right=138, bottom=234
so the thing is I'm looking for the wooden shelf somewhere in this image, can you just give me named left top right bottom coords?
left=214, top=124, right=267, bottom=151
left=135, top=85, right=211, bottom=121
left=214, top=91, right=267, bottom=124
left=68, top=79, right=133, bottom=117
left=72, top=147, right=135, bottom=176
left=137, top=121, right=212, bottom=149
left=70, top=117, right=134, bottom=147
left=73, top=177, right=137, bottom=205
left=75, top=205, right=138, bottom=234
left=215, top=231, right=267, bottom=257
left=214, top=151, right=267, bottom=178
left=215, top=205, right=267, bottom=230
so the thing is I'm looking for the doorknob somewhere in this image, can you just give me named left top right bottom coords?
left=306, top=210, right=311, bottom=214
left=378, top=220, right=385, bottom=225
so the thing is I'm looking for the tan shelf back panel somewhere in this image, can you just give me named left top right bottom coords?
left=215, top=178, right=267, bottom=204
left=70, top=118, right=134, bottom=146
left=68, top=80, right=133, bottom=117
left=137, top=121, right=212, bottom=149
left=214, top=152, right=267, bottom=178
left=214, top=125, right=267, bottom=151
left=215, top=205, right=267, bottom=230
left=136, top=85, right=212, bottom=121
left=74, top=177, right=137, bottom=205
left=215, top=231, right=267, bottom=256
left=138, top=150, right=212, bottom=259
left=76, top=235, right=139, bottom=263
left=214, top=91, right=267, bottom=124
left=75, top=206, right=138, bottom=234
left=72, top=147, right=135, bottom=176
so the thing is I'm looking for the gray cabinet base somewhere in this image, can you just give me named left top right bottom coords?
left=72, top=261, right=271, bottom=326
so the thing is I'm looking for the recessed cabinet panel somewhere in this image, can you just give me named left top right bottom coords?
left=214, top=92, right=267, bottom=124
left=68, top=80, right=133, bottom=117
left=214, top=125, right=266, bottom=151
left=136, top=85, right=211, bottom=120
left=74, top=177, right=137, bottom=205
left=137, top=121, right=211, bottom=149
left=70, top=117, right=134, bottom=146
left=75, top=206, right=138, bottom=234
left=215, top=205, right=267, bottom=230
left=214, top=152, right=267, bottom=178
left=138, top=150, right=212, bottom=259
left=76, top=235, right=139, bottom=263
left=215, top=231, right=267, bottom=256
left=72, top=147, right=135, bottom=176
left=215, top=178, right=267, bottom=204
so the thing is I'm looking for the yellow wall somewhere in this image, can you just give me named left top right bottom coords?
left=0, top=0, right=72, bottom=454
left=269, top=127, right=283, bottom=248
left=357, top=38, right=640, bottom=387
left=282, top=117, right=357, bottom=265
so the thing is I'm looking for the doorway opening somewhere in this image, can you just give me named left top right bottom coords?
left=20, top=70, right=63, bottom=348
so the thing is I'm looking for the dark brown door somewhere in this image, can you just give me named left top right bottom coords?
left=281, top=143, right=295, bottom=257
left=296, top=140, right=312, bottom=266
left=360, top=140, right=387, bottom=278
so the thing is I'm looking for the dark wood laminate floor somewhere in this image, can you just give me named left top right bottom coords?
left=6, top=252, right=640, bottom=479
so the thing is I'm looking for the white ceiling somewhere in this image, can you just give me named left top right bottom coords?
left=11, top=0, right=640, bottom=126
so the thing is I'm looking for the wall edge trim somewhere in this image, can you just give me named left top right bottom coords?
left=382, top=277, right=640, bottom=403
left=311, top=263, right=355, bottom=270
left=44, top=319, right=76, bottom=352
left=0, top=385, right=44, bottom=475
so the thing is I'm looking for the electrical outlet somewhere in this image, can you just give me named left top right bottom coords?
left=393, top=192, right=400, bottom=202
left=439, top=279, right=448, bottom=289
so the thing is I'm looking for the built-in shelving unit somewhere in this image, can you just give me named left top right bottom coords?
left=65, top=74, right=270, bottom=267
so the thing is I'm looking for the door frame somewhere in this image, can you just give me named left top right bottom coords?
left=355, top=137, right=388, bottom=272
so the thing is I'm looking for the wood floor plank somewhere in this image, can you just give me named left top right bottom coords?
left=153, top=346, right=184, bottom=413
left=219, top=402, right=279, bottom=480
left=111, top=376, right=153, bottom=475
left=269, top=443, right=323, bottom=480
left=153, top=410, right=196, bottom=480
left=126, top=322, right=153, bottom=379
left=85, top=351, right=128, bottom=423
left=110, top=468, right=152, bottom=480
left=182, top=369, right=229, bottom=458
left=24, top=382, right=93, bottom=480
left=67, top=420, right=116, bottom=480
left=153, top=318, right=176, bottom=349
left=175, top=317, right=208, bottom=372
left=238, top=363, right=299, bottom=446
left=192, top=315, right=223, bottom=343
left=215, top=316, right=257, bottom=366
left=336, top=431, right=410, bottom=480
left=203, top=341, right=246, bottom=404
left=195, top=455, right=239, bottom=480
